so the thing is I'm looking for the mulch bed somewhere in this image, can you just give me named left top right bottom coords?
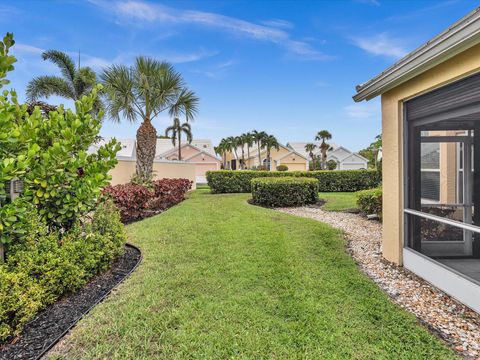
left=0, top=244, right=141, bottom=360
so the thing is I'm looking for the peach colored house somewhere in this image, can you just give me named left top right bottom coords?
left=353, top=8, right=480, bottom=312
left=155, top=139, right=222, bottom=183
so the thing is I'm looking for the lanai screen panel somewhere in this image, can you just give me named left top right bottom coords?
left=404, top=72, right=480, bottom=264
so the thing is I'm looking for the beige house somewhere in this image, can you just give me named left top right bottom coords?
left=225, top=142, right=308, bottom=171
left=353, top=8, right=480, bottom=312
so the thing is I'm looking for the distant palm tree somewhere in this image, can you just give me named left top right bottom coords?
left=252, top=130, right=267, bottom=166
left=165, top=118, right=192, bottom=160
left=315, top=130, right=332, bottom=170
left=217, top=138, right=230, bottom=169
left=101, top=57, right=198, bottom=180
left=242, top=132, right=254, bottom=168
left=26, top=50, right=102, bottom=112
left=304, top=143, right=317, bottom=170
left=225, top=136, right=239, bottom=161
left=236, top=135, right=247, bottom=169
left=262, top=134, right=280, bottom=171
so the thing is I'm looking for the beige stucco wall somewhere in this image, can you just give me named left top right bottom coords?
left=381, top=42, right=480, bottom=265
left=278, top=152, right=308, bottom=171
left=109, top=160, right=197, bottom=189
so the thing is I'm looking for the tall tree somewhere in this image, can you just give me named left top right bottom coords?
left=26, top=50, right=101, bottom=112
left=165, top=118, right=192, bottom=160
left=242, top=132, right=254, bottom=169
left=216, top=138, right=230, bottom=169
left=262, top=134, right=280, bottom=171
left=238, top=135, right=247, bottom=169
left=359, top=134, right=382, bottom=169
left=252, top=130, right=267, bottom=166
left=315, top=130, right=332, bottom=170
left=102, top=57, right=198, bottom=180
left=304, top=143, right=317, bottom=170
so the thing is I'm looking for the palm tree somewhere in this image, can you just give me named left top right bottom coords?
left=216, top=138, right=230, bottom=169
left=26, top=50, right=101, bottom=112
left=102, top=57, right=199, bottom=180
left=237, top=135, right=247, bottom=169
left=225, top=136, right=240, bottom=164
left=165, top=118, right=192, bottom=160
left=315, top=130, right=332, bottom=170
left=304, top=143, right=317, bottom=170
left=262, top=134, right=280, bottom=171
left=252, top=130, right=267, bottom=166
left=242, top=132, right=254, bottom=169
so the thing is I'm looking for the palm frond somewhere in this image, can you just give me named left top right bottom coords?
left=101, top=64, right=140, bottom=123
left=26, top=75, right=75, bottom=102
left=42, top=50, right=76, bottom=89
left=74, top=66, right=97, bottom=99
left=168, top=88, right=199, bottom=121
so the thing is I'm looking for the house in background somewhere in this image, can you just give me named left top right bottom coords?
left=155, top=139, right=221, bottom=183
left=286, top=142, right=368, bottom=170
left=353, top=8, right=480, bottom=313
left=224, top=142, right=308, bottom=171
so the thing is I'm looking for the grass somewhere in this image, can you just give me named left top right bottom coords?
left=50, top=191, right=456, bottom=359
left=318, top=191, right=358, bottom=211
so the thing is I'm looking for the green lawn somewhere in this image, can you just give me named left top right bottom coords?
left=51, top=191, right=455, bottom=359
left=318, top=191, right=358, bottom=211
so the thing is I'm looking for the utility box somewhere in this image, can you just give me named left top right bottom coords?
left=5, top=178, right=24, bottom=202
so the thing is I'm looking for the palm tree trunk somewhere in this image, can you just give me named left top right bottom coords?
left=136, top=117, right=157, bottom=179
left=267, top=148, right=270, bottom=170
left=247, top=147, right=250, bottom=169
left=178, top=134, right=182, bottom=160
left=241, top=148, right=245, bottom=169
left=257, top=143, right=261, bottom=166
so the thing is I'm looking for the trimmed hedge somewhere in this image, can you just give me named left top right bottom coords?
left=251, top=177, right=319, bottom=207
left=207, top=170, right=380, bottom=194
left=356, top=188, right=382, bottom=218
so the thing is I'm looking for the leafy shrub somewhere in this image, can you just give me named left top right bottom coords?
left=276, top=164, right=288, bottom=171
left=103, top=183, right=153, bottom=222
left=326, top=160, right=337, bottom=170
left=0, top=199, right=125, bottom=341
left=104, top=178, right=192, bottom=222
left=251, top=177, right=319, bottom=207
left=207, top=170, right=380, bottom=194
left=356, top=188, right=382, bottom=218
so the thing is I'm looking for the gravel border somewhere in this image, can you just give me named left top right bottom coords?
left=276, top=206, right=480, bottom=359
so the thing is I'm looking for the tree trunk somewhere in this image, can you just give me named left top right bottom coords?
left=178, top=134, right=182, bottom=160
left=241, top=148, right=245, bottom=169
left=247, top=147, right=250, bottom=169
left=257, top=143, right=261, bottom=166
left=136, top=118, right=157, bottom=179
left=267, top=148, right=270, bottom=170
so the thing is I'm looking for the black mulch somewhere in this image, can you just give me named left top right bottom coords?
left=0, top=244, right=141, bottom=360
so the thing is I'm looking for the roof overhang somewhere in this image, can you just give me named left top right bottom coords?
left=353, top=7, right=480, bottom=102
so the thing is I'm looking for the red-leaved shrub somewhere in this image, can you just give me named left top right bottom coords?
left=103, top=178, right=192, bottom=222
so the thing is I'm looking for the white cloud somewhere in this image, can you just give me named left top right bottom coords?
left=91, top=0, right=331, bottom=61
left=352, top=33, right=407, bottom=58
left=261, top=19, right=294, bottom=29
left=344, top=100, right=380, bottom=119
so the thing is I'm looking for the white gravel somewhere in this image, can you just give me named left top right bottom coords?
left=277, top=205, right=480, bottom=359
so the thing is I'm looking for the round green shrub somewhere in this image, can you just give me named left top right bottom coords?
left=276, top=164, right=289, bottom=171
left=251, top=177, right=319, bottom=207
left=356, top=188, right=382, bottom=218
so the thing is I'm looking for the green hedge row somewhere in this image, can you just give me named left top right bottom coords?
left=206, top=170, right=380, bottom=194
left=251, top=177, right=319, bottom=207
left=356, top=188, right=382, bottom=218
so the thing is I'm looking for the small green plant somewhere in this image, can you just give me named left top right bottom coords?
left=326, top=160, right=337, bottom=170
left=276, top=164, right=288, bottom=171
left=251, top=177, right=319, bottom=207
left=356, top=188, right=382, bottom=218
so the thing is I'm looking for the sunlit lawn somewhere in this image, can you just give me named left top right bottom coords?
left=50, top=191, right=455, bottom=359
left=318, top=191, right=358, bottom=211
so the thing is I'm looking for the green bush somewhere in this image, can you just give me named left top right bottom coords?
left=206, top=170, right=380, bottom=194
left=276, top=164, right=288, bottom=171
left=251, top=177, right=319, bottom=207
left=0, top=199, right=126, bottom=341
left=356, top=188, right=382, bottom=218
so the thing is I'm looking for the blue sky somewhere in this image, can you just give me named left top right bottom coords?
left=1, top=0, right=477, bottom=151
